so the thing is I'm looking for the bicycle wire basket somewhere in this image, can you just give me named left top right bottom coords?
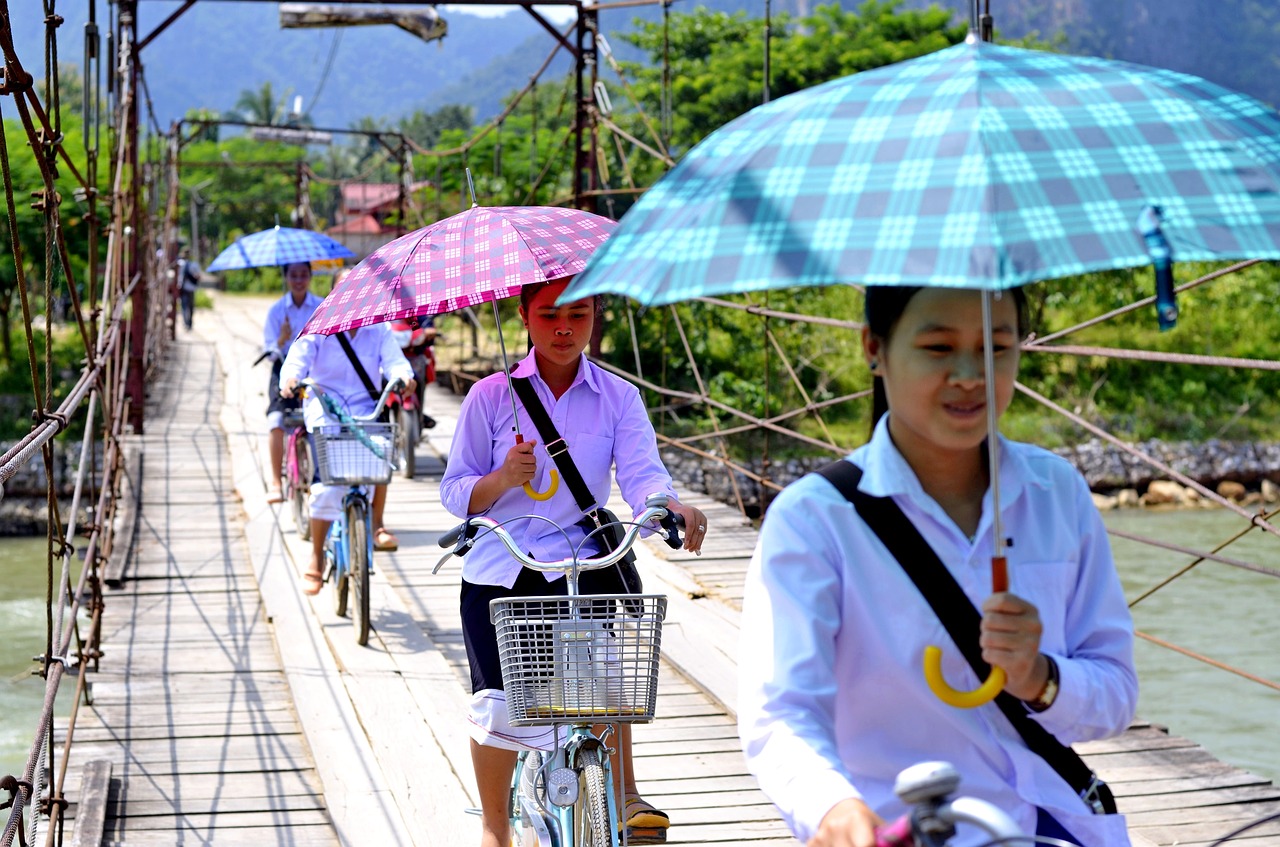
left=312, top=421, right=398, bottom=485
left=491, top=594, right=667, bottom=726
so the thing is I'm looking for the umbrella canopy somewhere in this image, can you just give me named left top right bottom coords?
left=562, top=38, right=1280, bottom=306
left=301, top=205, right=616, bottom=337
left=205, top=225, right=355, bottom=272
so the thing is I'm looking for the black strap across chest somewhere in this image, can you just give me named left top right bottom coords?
left=814, top=459, right=1116, bottom=815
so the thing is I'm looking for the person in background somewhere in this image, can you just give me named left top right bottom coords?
left=737, top=286, right=1137, bottom=847
left=264, top=261, right=324, bottom=504
left=177, top=247, right=203, bottom=331
left=279, top=319, right=415, bottom=593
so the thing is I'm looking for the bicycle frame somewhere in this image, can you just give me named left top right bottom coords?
left=513, top=728, right=622, bottom=847
left=439, top=494, right=682, bottom=847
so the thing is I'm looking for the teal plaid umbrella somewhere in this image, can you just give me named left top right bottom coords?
left=562, top=39, right=1280, bottom=317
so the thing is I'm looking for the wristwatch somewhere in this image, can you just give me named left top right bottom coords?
left=1025, top=655, right=1059, bottom=712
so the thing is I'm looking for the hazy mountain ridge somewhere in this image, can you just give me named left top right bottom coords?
left=8, top=1, right=1276, bottom=130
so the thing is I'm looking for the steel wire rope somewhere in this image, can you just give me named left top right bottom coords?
left=303, top=30, right=343, bottom=119
left=666, top=305, right=747, bottom=513
left=402, top=30, right=571, bottom=160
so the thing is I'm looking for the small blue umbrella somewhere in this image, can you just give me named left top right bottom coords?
left=205, top=225, right=355, bottom=272
left=563, top=38, right=1280, bottom=322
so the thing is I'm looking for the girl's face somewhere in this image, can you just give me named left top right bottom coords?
left=520, top=280, right=594, bottom=369
left=863, top=288, right=1020, bottom=464
left=285, top=263, right=313, bottom=298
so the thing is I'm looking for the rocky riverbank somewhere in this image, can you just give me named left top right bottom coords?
left=660, top=438, right=1280, bottom=518
left=0, top=442, right=99, bottom=536
left=5, top=437, right=1280, bottom=534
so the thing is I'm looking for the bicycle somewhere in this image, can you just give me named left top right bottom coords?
left=306, top=377, right=402, bottom=646
left=385, top=381, right=420, bottom=479
left=281, top=402, right=314, bottom=540
left=435, top=492, right=684, bottom=847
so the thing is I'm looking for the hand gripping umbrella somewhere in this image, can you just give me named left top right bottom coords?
left=205, top=225, right=355, bottom=272
left=302, top=178, right=617, bottom=502
left=562, top=29, right=1280, bottom=707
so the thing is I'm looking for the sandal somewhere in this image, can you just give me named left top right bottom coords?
left=623, top=796, right=670, bottom=830
left=301, top=571, right=323, bottom=596
left=267, top=485, right=284, bottom=505
left=374, top=527, right=400, bottom=552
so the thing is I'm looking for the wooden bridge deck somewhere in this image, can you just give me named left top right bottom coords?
left=57, top=292, right=1280, bottom=846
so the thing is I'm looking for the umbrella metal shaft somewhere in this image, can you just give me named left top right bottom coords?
left=982, top=290, right=1004, bottom=563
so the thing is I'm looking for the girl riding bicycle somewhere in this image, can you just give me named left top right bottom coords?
left=440, top=278, right=708, bottom=847
left=280, top=322, right=415, bottom=595
left=737, top=287, right=1138, bottom=847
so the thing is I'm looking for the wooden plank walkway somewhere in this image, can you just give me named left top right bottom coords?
left=59, top=330, right=343, bottom=846
left=57, top=291, right=1280, bottom=846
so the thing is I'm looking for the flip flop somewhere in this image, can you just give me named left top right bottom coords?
left=374, top=528, right=400, bottom=552
left=267, top=486, right=284, bottom=505
left=301, top=572, right=323, bottom=596
left=623, top=796, right=670, bottom=830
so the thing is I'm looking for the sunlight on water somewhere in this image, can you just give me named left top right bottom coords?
left=1107, top=507, right=1280, bottom=785
left=1, top=537, right=57, bottom=780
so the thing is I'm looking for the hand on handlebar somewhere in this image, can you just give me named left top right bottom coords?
left=809, top=797, right=884, bottom=847
left=668, top=501, right=707, bottom=554
left=280, top=377, right=300, bottom=399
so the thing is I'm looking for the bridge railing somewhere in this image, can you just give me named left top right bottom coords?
left=0, top=1, right=174, bottom=844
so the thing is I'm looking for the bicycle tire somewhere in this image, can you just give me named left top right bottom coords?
left=291, top=434, right=312, bottom=541
left=398, top=406, right=418, bottom=479
left=330, top=531, right=348, bottom=618
left=575, top=748, right=611, bottom=847
left=348, top=497, right=372, bottom=645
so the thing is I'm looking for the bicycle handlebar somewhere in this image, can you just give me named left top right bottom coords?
left=433, top=493, right=680, bottom=576
left=875, top=762, right=1024, bottom=847
left=301, top=377, right=405, bottom=422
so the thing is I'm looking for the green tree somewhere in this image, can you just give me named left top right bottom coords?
left=398, top=104, right=474, bottom=149
left=232, top=81, right=296, bottom=126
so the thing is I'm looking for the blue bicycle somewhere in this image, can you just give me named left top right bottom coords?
left=437, top=493, right=683, bottom=846
left=306, top=378, right=402, bottom=646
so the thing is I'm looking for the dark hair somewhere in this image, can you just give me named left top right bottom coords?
left=865, top=285, right=1029, bottom=437
left=282, top=261, right=312, bottom=276
left=519, top=278, right=604, bottom=320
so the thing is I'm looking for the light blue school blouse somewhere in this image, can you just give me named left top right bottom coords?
left=440, top=350, right=678, bottom=589
left=737, top=416, right=1137, bottom=847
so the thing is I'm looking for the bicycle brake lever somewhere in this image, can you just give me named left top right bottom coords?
left=433, top=521, right=479, bottom=573
left=658, top=511, right=685, bottom=549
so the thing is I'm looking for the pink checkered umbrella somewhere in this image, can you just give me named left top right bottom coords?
left=300, top=201, right=616, bottom=502
left=300, top=204, right=617, bottom=337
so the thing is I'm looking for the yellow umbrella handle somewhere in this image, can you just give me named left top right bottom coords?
left=524, top=471, right=559, bottom=502
left=514, top=433, right=559, bottom=501
left=924, top=646, right=1007, bottom=708
left=924, top=556, right=1009, bottom=709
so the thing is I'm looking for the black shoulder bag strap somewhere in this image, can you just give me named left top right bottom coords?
left=815, top=459, right=1117, bottom=816
left=335, top=331, right=380, bottom=403
left=510, top=375, right=596, bottom=514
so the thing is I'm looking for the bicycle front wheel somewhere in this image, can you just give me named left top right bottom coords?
left=291, top=434, right=313, bottom=540
left=574, top=748, right=611, bottom=847
left=347, top=496, right=372, bottom=646
left=397, top=405, right=418, bottom=479
left=329, top=530, right=348, bottom=617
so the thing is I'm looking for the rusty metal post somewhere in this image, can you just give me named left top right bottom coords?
left=121, top=1, right=146, bottom=433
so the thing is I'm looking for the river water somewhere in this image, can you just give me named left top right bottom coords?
left=1, top=509, right=1278, bottom=785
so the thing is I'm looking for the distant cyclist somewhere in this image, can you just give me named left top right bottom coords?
left=280, top=321, right=414, bottom=595
left=263, top=261, right=323, bottom=504
left=738, top=286, right=1137, bottom=847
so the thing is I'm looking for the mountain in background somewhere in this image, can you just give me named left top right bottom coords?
left=8, top=1, right=1278, bottom=132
